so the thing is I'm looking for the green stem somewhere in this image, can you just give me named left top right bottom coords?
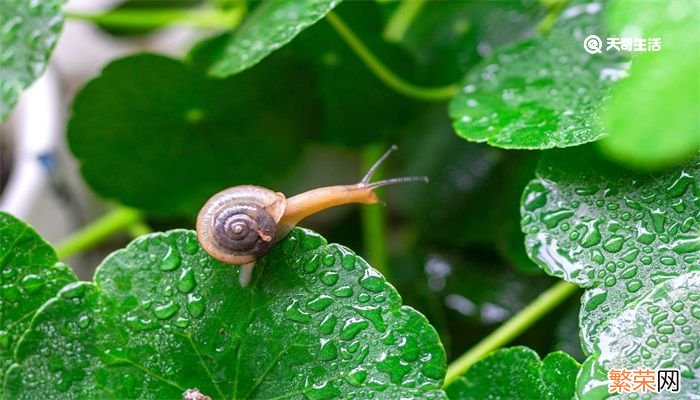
left=443, top=280, right=579, bottom=386
left=66, top=5, right=245, bottom=30
left=326, top=11, right=458, bottom=102
left=383, top=0, right=427, bottom=43
left=127, top=221, right=153, bottom=238
left=360, top=145, right=391, bottom=280
left=55, top=208, right=144, bottom=260
left=537, top=0, right=569, bottom=34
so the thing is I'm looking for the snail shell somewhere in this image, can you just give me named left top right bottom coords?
left=196, top=185, right=286, bottom=265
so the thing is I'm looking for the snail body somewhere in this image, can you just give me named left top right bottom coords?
left=196, top=146, right=426, bottom=286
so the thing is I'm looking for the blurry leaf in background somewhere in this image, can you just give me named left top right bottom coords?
left=398, top=108, right=541, bottom=274
left=209, top=0, right=341, bottom=77
left=391, top=245, right=559, bottom=362
left=449, top=1, right=628, bottom=149
left=68, top=52, right=319, bottom=217
left=600, top=0, right=700, bottom=169
left=5, top=228, right=448, bottom=399
left=388, top=0, right=544, bottom=85
left=292, top=1, right=422, bottom=147
left=93, top=0, right=205, bottom=36
left=0, top=0, right=66, bottom=121
left=577, top=271, right=700, bottom=398
left=444, top=346, right=579, bottom=400
left=521, top=147, right=700, bottom=353
left=0, top=212, right=77, bottom=382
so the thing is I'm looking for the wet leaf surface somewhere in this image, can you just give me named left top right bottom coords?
left=445, top=346, right=579, bottom=399
left=449, top=2, right=627, bottom=149
left=68, top=53, right=318, bottom=217
left=210, top=0, right=341, bottom=77
left=0, top=212, right=77, bottom=382
left=0, top=0, right=66, bottom=121
left=521, top=147, right=700, bottom=352
left=577, top=271, right=700, bottom=399
left=4, top=228, right=447, bottom=399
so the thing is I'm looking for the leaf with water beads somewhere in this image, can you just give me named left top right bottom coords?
left=449, top=1, right=627, bottom=149
left=209, top=0, right=341, bottom=77
left=0, top=0, right=66, bottom=121
left=0, top=212, right=77, bottom=384
left=577, top=271, right=700, bottom=399
left=445, top=346, right=579, bottom=399
left=520, top=147, right=700, bottom=353
left=4, top=228, right=447, bottom=399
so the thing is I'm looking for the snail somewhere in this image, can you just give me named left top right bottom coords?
left=196, top=145, right=427, bottom=287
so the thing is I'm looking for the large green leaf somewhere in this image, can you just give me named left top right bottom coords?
left=577, top=271, right=700, bottom=399
left=68, top=53, right=318, bottom=217
left=600, top=0, right=700, bottom=168
left=449, top=2, right=627, bottom=149
left=445, top=346, right=579, bottom=400
left=0, top=212, right=77, bottom=382
left=0, top=0, right=66, bottom=121
left=520, top=147, right=700, bottom=352
left=4, top=228, right=447, bottom=399
left=209, top=0, right=341, bottom=77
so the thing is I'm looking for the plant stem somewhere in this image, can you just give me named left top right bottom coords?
left=537, top=0, right=569, bottom=34
left=325, top=11, right=458, bottom=102
left=55, top=207, right=144, bottom=260
left=360, top=145, right=391, bottom=280
left=443, top=280, right=579, bottom=386
left=127, top=221, right=153, bottom=238
left=383, top=0, right=427, bottom=43
left=65, top=5, right=245, bottom=30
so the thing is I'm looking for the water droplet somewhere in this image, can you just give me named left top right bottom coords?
left=540, top=208, right=574, bottom=229
left=183, top=234, right=200, bottom=254
left=176, top=268, right=196, bottom=293
left=160, top=248, right=181, bottom=271
left=338, top=247, right=356, bottom=271
left=359, top=270, right=385, bottom=293
left=602, top=235, right=625, bottom=253
left=646, top=336, right=658, bottom=348
left=77, top=314, right=91, bottom=329
left=319, top=339, right=338, bottom=361
left=347, top=367, right=368, bottom=386
left=659, top=256, right=676, bottom=266
left=322, top=254, right=335, bottom=267
left=20, top=274, right=44, bottom=293
left=320, top=271, right=339, bottom=286
left=304, top=254, right=321, bottom=273
left=672, top=237, right=700, bottom=254
left=620, top=247, right=639, bottom=262
left=286, top=299, right=312, bottom=323
left=352, top=305, right=386, bottom=332
left=650, top=209, right=667, bottom=233
left=656, top=323, right=674, bottom=334
left=332, top=286, right=353, bottom=298
left=186, top=293, right=205, bottom=318
left=340, top=318, right=369, bottom=340
left=0, top=331, right=10, bottom=349
left=523, top=183, right=548, bottom=211
left=620, top=266, right=638, bottom=279
left=678, top=341, right=694, bottom=353
left=174, top=316, right=189, bottom=328
left=306, top=295, right=334, bottom=312
left=626, top=279, right=643, bottom=293
left=580, top=219, right=602, bottom=248
left=301, top=230, right=325, bottom=250
left=319, top=314, right=337, bottom=335
left=153, top=300, right=178, bottom=320
left=666, top=171, right=694, bottom=197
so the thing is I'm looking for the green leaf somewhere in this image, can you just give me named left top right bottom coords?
left=0, top=212, right=77, bottom=382
left=600, top=0, right=700, bottom=168
left=0, top=0, right=66, bottom=121
left=209, top=0, right=341, bottom=77
left=520, top=147, right=700, bottom=352
left=444, top=346, right=579, bottom=400
left=4, top=228, right=447, bottom=399
left=68, top=53, right=318, bottom=217
left=577, top=271, right=700, bottom=399
left=449, top=2, right=627, bottom=149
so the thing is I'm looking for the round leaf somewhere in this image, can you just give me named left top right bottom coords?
left=209, top=0, right=341, bottom=77
left=445, top=346, right=579, bottom=400
left=5, top=228, right=447, bottom=399
left=0, top=0, right=66, bottom=121
left=68, top=53, right=318, bottom=216
left=449, top=2, right=627, bottom=149
left=0, top=212, right=77, bottom=381
left=521, top=147, right=700, bottom=352
left=577, top=271, right=700, bottom=399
